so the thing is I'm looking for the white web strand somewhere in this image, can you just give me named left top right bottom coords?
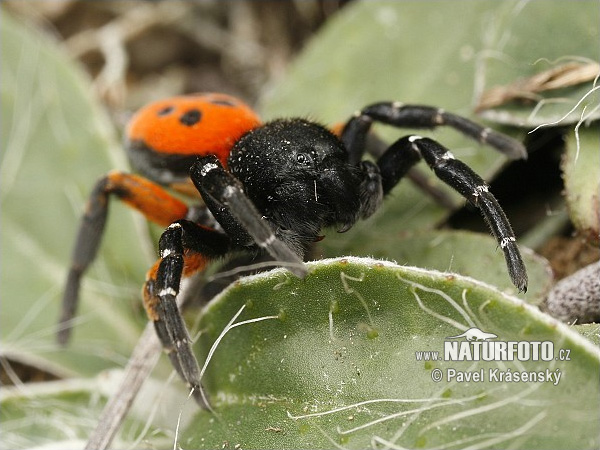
left=528, top=84, right=600, bottom=134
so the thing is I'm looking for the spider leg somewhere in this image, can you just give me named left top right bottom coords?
left=331, top=121, right=456, bottom=209
left=341, top=102, right=527, bottom=164
left=406, top=169, right=457, bottom=210
left=376, top=135, right=528, bottom=292
left=144, top=156, right=307, bottom=407
left=190, top=155, right=308, bottom=278
left=59, top=171, right=189, bottom=345
left=143, top=220, right=231, bottom=408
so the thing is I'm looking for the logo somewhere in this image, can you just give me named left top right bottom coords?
left=415, top=326, right=570, bottom=386
left=444, top=327, right=553, bottom=362
left=446, top=327, right=497, bottom=341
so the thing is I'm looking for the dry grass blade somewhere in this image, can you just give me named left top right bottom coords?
left=84, top=322, right=161, bottom=450
left=476, top=62, right=600, bottom=112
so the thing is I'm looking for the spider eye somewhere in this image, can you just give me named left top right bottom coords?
left=296, top=152, right=313, bottom=166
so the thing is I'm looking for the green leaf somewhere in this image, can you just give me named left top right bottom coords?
left=323, top=229, right=551, bottom=303
left=574, top=323, right=600, bottom=347
left=462, top=0, right=600, bottom=243
left=562, top=129, right=600, bottom=243
left=0, top=10, right=150, bottom=377
left=474, top=1, right=599, bottom=127
left=180, top=258, right=599, bottom=449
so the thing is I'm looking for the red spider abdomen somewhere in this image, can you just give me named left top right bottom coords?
left=126, top=93, right=261, bottom=184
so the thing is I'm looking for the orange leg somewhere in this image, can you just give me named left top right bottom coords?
left=142, top=251, right=212, bottom=408
left=142, top=220, right=231, bottom=408
left=58, top=171, right=190, bottom=345
left=104, top=170, right=189, bottom=226
left=142, top=252, right=208, bottom=321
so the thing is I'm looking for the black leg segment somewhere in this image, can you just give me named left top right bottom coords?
left=377, top=135, right=528, bottom=292
left=376, top=136, right=422, bottom=195
left=59, top=171, right=191, bottom=345
left=149, top=220, right=231, bottom=407
left=190, top=156, right=308, bottom=278
left=341, top=102, right=527, bottom=164
left=58, top=176, right=110, bottom=345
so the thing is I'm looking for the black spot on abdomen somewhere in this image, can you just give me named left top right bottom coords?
left=179, top=109, right=202, bottom=126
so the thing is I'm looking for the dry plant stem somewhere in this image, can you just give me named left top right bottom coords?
left=85, top=322, right=161, bottom=450
left=476, top=62, right=600, bottom=111
left=86, top=276, right=200, bottom=450
left=64, top=3, right=188, bottom=59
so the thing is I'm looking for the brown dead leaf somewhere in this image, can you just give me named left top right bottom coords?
left=476, top=62, right=600, bottom=112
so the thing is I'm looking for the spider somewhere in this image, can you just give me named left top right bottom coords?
left=59, top=92, right=528, bottom=407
